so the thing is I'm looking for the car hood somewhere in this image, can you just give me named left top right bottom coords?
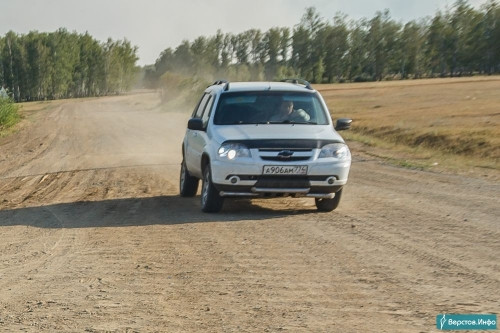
left=211, top=124, right=345, bottom=146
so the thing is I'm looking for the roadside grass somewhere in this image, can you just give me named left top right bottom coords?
left=317, top=76, right=500, bottom=175
left=0, top=98, right=20, bottom=136
left=1, top=99, right=71, bottom=138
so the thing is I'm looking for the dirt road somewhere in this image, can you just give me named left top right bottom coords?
left=0, top=92, right=498, bottom=332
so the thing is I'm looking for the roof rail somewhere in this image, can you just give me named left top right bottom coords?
left=212, top=80, right=228, bottom=86
left=280, top=78, right=313, bottom=90
left=210, top=79, right=230, bottom=91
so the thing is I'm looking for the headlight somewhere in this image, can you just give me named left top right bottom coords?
left=319, top=143, right=351, bottom=159
left=218, top=143, right=251, bottom=160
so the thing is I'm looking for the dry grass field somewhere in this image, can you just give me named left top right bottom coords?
left=317, top=76, right=500, bottom=175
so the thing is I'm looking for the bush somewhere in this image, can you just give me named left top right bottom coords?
left=0, top=98, right=20, bottom=131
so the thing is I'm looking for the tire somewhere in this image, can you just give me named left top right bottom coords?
left=179, top=159, right=199, bottom=197
left=315, top=188, right=343, bottom=212
left=201, top=164, right=224, bottom=213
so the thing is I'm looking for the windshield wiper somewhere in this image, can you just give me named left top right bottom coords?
left=267, top=120, right=317, bottom=125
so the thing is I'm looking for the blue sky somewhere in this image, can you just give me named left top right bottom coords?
left=0, top=0, right=488, bottom=65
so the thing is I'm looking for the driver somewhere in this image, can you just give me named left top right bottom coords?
left=270, top=100, right=310, bottom=122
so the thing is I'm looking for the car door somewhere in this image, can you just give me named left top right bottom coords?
left=185, top=93, right=214, bottom=177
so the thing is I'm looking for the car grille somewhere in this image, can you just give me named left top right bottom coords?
left=258, top=148, right=313, bottom=162
left=260, top=156, right=310, bottom=161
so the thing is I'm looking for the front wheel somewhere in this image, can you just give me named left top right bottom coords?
left=315, top=188, right=343, bottom=212
left=179, top=159, right=199, bottom=197
left=201, top=164, right=224, bottom=213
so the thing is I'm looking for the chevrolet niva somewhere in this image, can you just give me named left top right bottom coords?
left=180, top=79, right=352, bottom=213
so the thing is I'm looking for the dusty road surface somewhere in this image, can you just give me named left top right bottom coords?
left=0, top=92, right=498, bottom=332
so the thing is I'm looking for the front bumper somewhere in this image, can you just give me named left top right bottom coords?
left=210, top=156, right=350, bottom=198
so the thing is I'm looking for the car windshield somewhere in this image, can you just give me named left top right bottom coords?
left=213, top=91, right=330, bottom=125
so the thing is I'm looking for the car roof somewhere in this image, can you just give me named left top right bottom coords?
left=208, top=81, right=316, bottom=94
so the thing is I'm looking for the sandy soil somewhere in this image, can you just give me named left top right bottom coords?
left=0, top=92, right=498, bottom=332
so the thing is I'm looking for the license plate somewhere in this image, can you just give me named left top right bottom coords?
left=263, top=165, right=308, bottom=175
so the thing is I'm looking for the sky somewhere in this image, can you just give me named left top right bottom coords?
left=0, top=0, right=489, bottom=66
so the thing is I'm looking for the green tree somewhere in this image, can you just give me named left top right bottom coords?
left=398, top=21, right=425, bottom=78
left=263, top=27, right=281, bottom=79
left=292, top=7, right=325, bottom=82
left=323, top=14, right=349, bottom=82
left=482, top=0, right=500, bottom=73
left=347, top=21, right=369, bottom=81
left=48, top=29, right=79, bottom=98
left=425, top=13, right=450, bottom=76
left=366, top=10, right=401, bottom=81
left=1, top=31, right=27, bottom=101
left=145, top=2, right=500, bottom=87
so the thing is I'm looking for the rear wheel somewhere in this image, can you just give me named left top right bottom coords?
left=201, top=164, right=224, bottom=213
left=315, top=188, right=343, bottom=212
left=179, top=159, right=199, bottom=197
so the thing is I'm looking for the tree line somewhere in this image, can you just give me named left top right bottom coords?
left=145, top=0, right=500, bottom=88
left=0, top=29, right=138, bottom=102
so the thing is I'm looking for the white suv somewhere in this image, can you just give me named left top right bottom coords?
left=180, top=80, right=352, bottom=213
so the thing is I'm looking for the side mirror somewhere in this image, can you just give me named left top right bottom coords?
left=335, top=118, right=352, bottom=131
left=187, top=118, right=204, bottom=131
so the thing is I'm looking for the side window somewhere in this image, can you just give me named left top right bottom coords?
left=201, top=95, right=214, bottom=127
left=194, top=94, right=210, bottom=118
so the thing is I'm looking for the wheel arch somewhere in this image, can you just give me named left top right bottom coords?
left=201, top=153, right=210, bottom=172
